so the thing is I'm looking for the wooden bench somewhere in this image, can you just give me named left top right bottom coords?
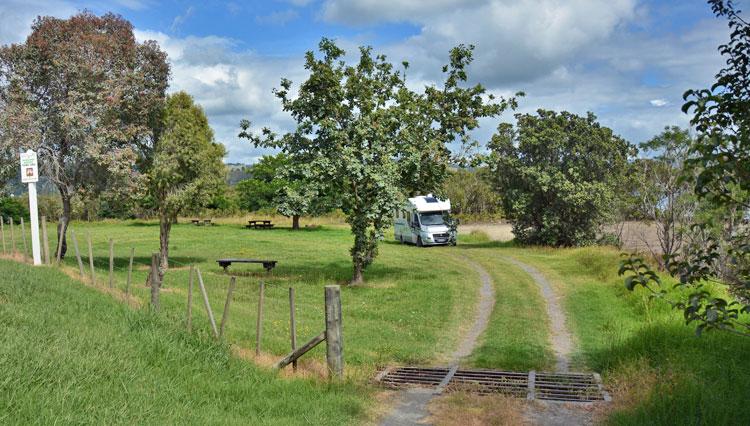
left=246, top=220, right=274, bottom=229
left=216, top=258, right=277, bottom=273
left=192, top=219, right=214, bottom=226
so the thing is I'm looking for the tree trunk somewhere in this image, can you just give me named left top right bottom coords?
left=57, top=190, right=72, bottom=259
left=351, top=261, right=364, bottom=285
left=292, top=214, right=300, bottom=230
left=159, top=215, right=172, bottom=280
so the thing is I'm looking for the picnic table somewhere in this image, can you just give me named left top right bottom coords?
left=216, top=258, right=277, bottom=273
left=192, top=219, right=214, bottom=226
left=246, top=220, right=273, bottom=229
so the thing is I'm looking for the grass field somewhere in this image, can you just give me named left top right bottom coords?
left=2, top=220, right=749, bottom=424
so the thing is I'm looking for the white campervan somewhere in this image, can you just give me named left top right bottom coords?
left=393, top=194, right=456, bottom=246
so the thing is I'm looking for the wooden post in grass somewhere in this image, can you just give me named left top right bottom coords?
left=108, top=239, right=114, bottom=289
left=289, top=287, right=298, bottom=371
left=1, top=217, right=5, bottom=254
left=20, top=217, right=28, bottom=259
left=275, top=332, right=326, bottom=370
left=195, top=268, right=219, bottom=338
left=9, top=217, right=15, bottom=254
left=126, top=248, right=134, bottom=297
left=71, top=230, right=85, bottom=277
left=150, top=253, right=161, bottom=311
left=219, top=276, right=237, bottom=339
left=87, top=233, right=95, bottom=285
left=325, top=285, right=344, bottom=379
left=186, top=266, right=194, bottom=331
left=256, top=281, right=265, bottom=356
left=55, top=219, right=65, bottom=264
left=41, top=216, right=50, bottom=264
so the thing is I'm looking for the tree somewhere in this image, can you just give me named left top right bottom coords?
left=149, top=92, right=226, bottom=272
left=0, top=12, right=169, bottom=257
left=236, top=155, right=287, bottom=212
left=620, top=0, right=750, bottom=337
left=441, top=168, right=501, bottom=220
left=488, top=110, right=633, bottom=246
left=241, top=39, right=516, bottom=283
left=634, top=127, right=697, bottom=268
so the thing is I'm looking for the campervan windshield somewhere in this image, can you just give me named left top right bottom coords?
left=419, top=211, right=446, bottom=226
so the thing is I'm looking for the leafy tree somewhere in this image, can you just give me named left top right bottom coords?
left=236, top=155, right=287, bottom=211
left=620, top=0, right=750, bottom=337
left=441, top=168, right=501, bottom=220
left=149, top=92, right=226, bottom=272
left=488, top=110, right=633, bottom=246
left=241, top=39, right=515, bottom=283
left=0, top=197, right=28, bottom=222
left=0, top=12, right=169, bottom=257
left=633, top=127, right=697, bottom=268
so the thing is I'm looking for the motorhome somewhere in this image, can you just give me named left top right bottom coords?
left=393, top=194, right=456, bottom=246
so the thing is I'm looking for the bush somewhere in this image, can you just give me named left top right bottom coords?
left=0, top=197, right=29, bottom=222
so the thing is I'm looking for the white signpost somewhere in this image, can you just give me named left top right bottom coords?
left=20, top=150, right=41, bottom=265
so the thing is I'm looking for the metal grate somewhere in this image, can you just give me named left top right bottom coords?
left=376, top=367, right=610, bottom=403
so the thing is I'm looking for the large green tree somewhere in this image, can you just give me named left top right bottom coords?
left=620, top=0, right=750, bottom=336
left=242, top=39, right=516, bottom=283
left=488, top=110, right=633, bottom=246
left=149, top=92, right=226, bottom=272
left=0, top=12, right=169, bottom=257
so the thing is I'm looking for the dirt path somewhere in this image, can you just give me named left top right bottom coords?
left=502, top=257, right=574, bottom=372
left=379, top=257, right=495, bottom=426
left=502, top=256, right=594, bottom=426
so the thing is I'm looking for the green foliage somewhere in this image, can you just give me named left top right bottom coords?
left=149, top=92, right=227, bottom=217
left=441, top=168, right=501, bottom=221
left=0, top=197, right=28, bottom=222
left=148, top=91, right=226, bottom=267
left=621, top=1, right=750, bottom=338
left=241, top=38, right=516, bottom=282
left=488, top=109, right=632, bottom=246
left=631, top=126, right=696, bottom=266
left=235, top=155, right=288, bottom=211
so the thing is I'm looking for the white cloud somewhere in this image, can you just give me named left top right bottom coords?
left=0, top=0, right=76, bottom=45
left=170, top=6, right=195, bottom=32
left=650, top=99, right=669, bottom=107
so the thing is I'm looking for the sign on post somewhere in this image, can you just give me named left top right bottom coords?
left=20, top=151, right=39, bottom=183
left=20, top=150, right=41, bottom=265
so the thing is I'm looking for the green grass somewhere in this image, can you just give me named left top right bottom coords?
left=454, top=237, right=554, bottom=371
left=38, top=221, right=481, bottom=370
left=0, top=259, right=365, bottom=425
left=6, top=220, right=750, bottom=424
left=504, top=245, right=750, bottom=425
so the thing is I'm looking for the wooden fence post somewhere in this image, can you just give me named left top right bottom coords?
left=87, top=233, right=95, bottom=285
left=55, top=220, right=65, bottom=264
left=325, top=285, right=344, bottom=379
left=108, top=239, right=114, bottom=289
left=256, top=281, right=265, bottom=356
left=219, top=276, right=237, bottom=339
left=150, top=253, right=161, bottom=311
left=186, top=266, right=194, bottom=331
left=289, top=287, right=298, bottom=371
left=20, top=217, right=28, bottom=260
left=1, top=217, right=5, bottom=254
left=195, top=268, right=219, bottom=338
left=126, top=248, right=134, bottom=297
left=10, top=217, right=15, bottom=254
left=71, top=230, right=85, bottom=277
left=41, top=216, right=50, bottom=264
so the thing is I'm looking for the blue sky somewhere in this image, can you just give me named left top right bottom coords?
left=0, top=0, right=736, bottom=163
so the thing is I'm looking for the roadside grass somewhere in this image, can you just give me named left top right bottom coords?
left=506, top=245, right=750, bottom=425
left=0, top=259, right=365, bottom=425
left=27, top=221, right=480, bottom=373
